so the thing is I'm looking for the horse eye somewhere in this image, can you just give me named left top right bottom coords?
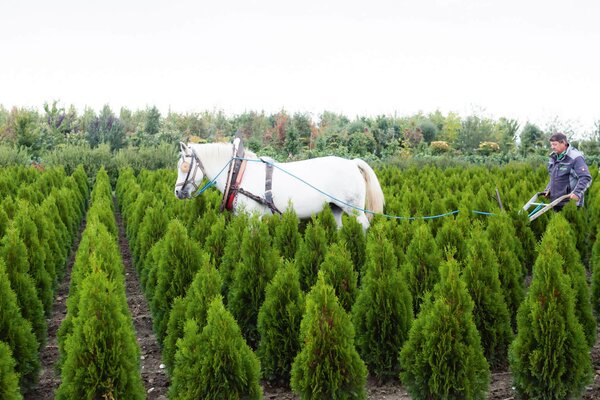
left=180, top=162, right=190, bottom=173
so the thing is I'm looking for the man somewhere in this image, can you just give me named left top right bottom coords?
left=544, top=132, right=592, bottom=210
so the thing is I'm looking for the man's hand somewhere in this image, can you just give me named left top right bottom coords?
left=569, top=193, right=580, bottom=201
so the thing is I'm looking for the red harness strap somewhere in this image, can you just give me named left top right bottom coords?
left=225, top=159, right=247, bottom=211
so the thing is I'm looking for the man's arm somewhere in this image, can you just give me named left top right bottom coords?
left=571, top=157, right=592, bottom=199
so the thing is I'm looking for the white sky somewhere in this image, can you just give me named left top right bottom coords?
left=1, top=0, right=599, bottom=136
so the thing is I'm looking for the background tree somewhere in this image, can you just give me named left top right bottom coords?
left=519, top=122, right=545, bottom=156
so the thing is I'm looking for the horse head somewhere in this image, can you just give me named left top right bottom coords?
left=174, top=142, right=205, bottom=199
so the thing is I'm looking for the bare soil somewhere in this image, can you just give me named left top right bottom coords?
left=26, top=202, right=600, bottom=399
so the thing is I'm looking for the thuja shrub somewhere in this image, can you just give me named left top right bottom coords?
left=541, top=214, right=596, bottom=347
left=316, top=204, right=339, bottom=245
left=403, top=222, right=441, bottom=314
left=169, top=298, right=262, bottom=400
left=0, top=341, right=22, bottom=400
left=273, top=205, right=301, bottom=262
left=295, top=218, right=328, bottom=291
left=400, top=258, right=490, bottom=400
left=257, top=262, right=304, bottom=385
left=339, top=214, right=367, bottom=275
left=352, top=223, right=412, bottom=382
left=12, top=200, right=53, bottom=316
left=463, top=227, right=513, bottom=370
left=509, top=234, right=592, bottom=399
left=134, top=203, right=169, bottom=269
left=227, top=216, right=279, bottom=349
left=0, top=260, right=39, bottom=392
left=218, top=212, right=249, bottom=300
left=0, top=224, right=46, bottom=347
left=56, top=270, right=145, bottom=400
left=291, top=272, right=367, bottom=399
left=163, top=256, right=222, bottom=373
left=435, top=217, right=467, bottom=263
left=151, top=219, right=205, bottom=343
left=320, top=242, right=358, bottom=312
left=591, top=236, right=600, bottom=316
left=484, top=214, right=525, bottom=328
left=203, top=213, right=227, bottom=266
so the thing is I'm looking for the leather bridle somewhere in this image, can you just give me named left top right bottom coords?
left=175, top=148, right=206, bottom=197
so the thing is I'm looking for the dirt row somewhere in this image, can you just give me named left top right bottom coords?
left=25, top=198, right=600, bottom=399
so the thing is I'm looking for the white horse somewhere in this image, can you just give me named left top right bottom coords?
left=174, top=141, right=384, bottom=229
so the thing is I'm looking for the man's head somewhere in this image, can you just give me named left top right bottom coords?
left=549, top=132, right=569, bottom=154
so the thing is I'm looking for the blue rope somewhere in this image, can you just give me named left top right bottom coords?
left=221, top=156, right=498, bottom=221
left=192, top=158, right=234, bottom=196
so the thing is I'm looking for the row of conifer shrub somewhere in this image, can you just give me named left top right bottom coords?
left=115, top=161, right=599, bottom=399
left=55, top=166, right=145, bottom=399
left=0, top=165, right=88, bottom=398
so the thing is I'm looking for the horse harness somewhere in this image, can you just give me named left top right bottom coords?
left=220, top=140, right=281, bottom=215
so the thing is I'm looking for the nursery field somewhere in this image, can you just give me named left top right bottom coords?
left=2, top=160, right=600, bottom=399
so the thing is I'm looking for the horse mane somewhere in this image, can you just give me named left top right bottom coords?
left=192, top=142, right=258, bottom=164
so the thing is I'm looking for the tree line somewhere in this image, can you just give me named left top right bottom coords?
left=1, top=101, right=599, bottom=164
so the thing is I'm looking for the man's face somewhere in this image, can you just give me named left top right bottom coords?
left=550, top=140, right=568, bottom=154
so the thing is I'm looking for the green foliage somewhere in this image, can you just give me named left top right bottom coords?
left=0, top=260, right=40, bottom=392
left=403, top=223, right=441, bottom=314
left=273, top=205, right=301, bottom=262
left=0, top=144, right=31, bottom=167
left=227, top=217, right=279, bottom=349
left=151, top=219, right=205, bottom=343
left=435, top=218, right=467, bottom=263
left=541, top=214, right=596, bottom=347
left=320, top=242, right=358, bottom=312
left=163, top=257, right=222, bottom=372
left=509, top=234, right=592, bottom=399
left=169, top=298, right=262, bottom=400
left=291, top=273, right=367, bottom=399
left=56, top=270, right=145, bottom=400
left=400, top=259, right=490, bottom=400
left=316, top=205, right=339, bottom=245
left=0, top=224, right=46, bottom=347
left=339, top=214, right=367, bottom=274
left=0, top=341, right=23, bottom=400
left=257, top=262, right=304, bottom=385
left=295, top=219, right=328, bottom=291
left=463, top=229, right=513, bottom=370
left=352, top=224, right=412, bottom=382
left=591, top=236, right=600, bottom=316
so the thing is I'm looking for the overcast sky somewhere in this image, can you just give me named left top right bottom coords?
left=1, top=0, right=599, bottom=136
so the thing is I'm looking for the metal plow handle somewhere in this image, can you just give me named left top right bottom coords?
left=523, top=193, right=571, bottom=222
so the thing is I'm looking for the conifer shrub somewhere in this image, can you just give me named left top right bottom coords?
left=295, top=218, right=328, bottom=291
left=291, top=272, right=367, bottom=399
left=400, top=258, right=490, bottom=400
left=273, top=205, right=301, bottom=262
left=403, top=222, right=441, bottom=314
left=435, top=217, right=467, bottom=263
left=125, top=191, right=155, bottom=243
left=88, top=196, right=118, bottom=237
left=339, top=213, right=367, bottom=274
left=151, top=219, right=205, bottom=343
left=541, top=214, right=596, bottom=347
left=484, top=214, right=525, bottom=328
left=56, top=269, right=145, bottom=400
left=319, top=242, right=358, bottom=312
left=591, top=236, right=600, bottom=316
left=509, top=210, right=537, bottom=274
left=0, top=206, right=9, bottom=238
left=0, top=260, right=40, bottom=392
left=169, top=298, right=262, bottom=400
left=352, top=223, right=412, bottom=382
left=203, top=213, right=227, bottom=266
left=218, top=212, right=249, bottom=300
left=257, top=262, right=304, bottom=385
left=316, top=204, right=339, bottom=245
left=134, top=203, right=169, bottom=269
left=13, top=200, right=53, bottom=316
left=463, top=227, right=513, bottom=370
left=0, top=341, right=23, bottom=400
left=509, top=234, right=592, bottom=399
left=163, top=256, right=222, bottom=372
left=0, top=224, right=46, bottom=347
left=140, top=238, right=164, bottom=298
left=227, top=217, right=279, bottom=349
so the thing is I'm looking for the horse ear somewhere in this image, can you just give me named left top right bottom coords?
left=180, top=142, right=189, bottom=154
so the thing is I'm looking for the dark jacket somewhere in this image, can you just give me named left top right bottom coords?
left=545, top=145, right=592, bottom=207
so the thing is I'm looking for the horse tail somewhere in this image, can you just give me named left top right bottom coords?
left=354, top=159, right=384, bottom=221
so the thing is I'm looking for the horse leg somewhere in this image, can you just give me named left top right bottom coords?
left=330, top=204, right=344, bottom=228
left=355, top=211, right=370, bottom=230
